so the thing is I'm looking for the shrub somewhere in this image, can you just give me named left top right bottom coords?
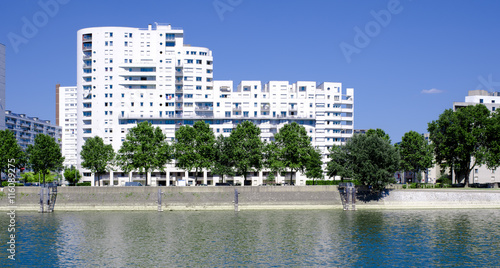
left=76, top=182, right=91, bottom=186
left=306, top=180, right=359, bottom=185
left=1, top=181, right=24, bottom=187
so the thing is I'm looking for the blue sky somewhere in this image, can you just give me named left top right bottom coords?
left=1, top=0, right=500, bottom=143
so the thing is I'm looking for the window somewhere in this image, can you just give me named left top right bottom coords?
left=480, top=99, right=484, bottom=103
left=196, top=60, right=202, bottom=64
left=187, top=59, right=193, bottom=64
left=196, top=86, right=202, bottom=90
left=150, top=102, right=153, bottom=107
left=225, top=111, right=231, bottom=117
left=196, top=77, right=202, bottom=81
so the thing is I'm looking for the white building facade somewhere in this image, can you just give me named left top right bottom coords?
left=76, top=24, right=354, bottom=186
left=56, top=85, right=78, bottom=168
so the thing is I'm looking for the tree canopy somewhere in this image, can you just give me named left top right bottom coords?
left=174, top=121, right=215, bottom=182
left=398, top=130, right=433, bottom=182
left=27, top=134, right=64, bottom=185
left=366, top=128, right=391, bottom=143
left=212, top=134, right=235, bottom=183
left=117, top=121, right=171, bottom=185
left=428, top=104, right=491, bottom=186
left=335, top=134, right=399, bottom=190
left=228, top=121, right=263, bottom=185
left=304, top=148, right=324, bottom=184
left=274, top=122, right=316, bottom=184
left=81, top=136, right=115, bottom=186
left=326, top=145, right=353, bottom=181
left=64, top=166, right=82, bottom=186
left=0, top=129, right=26, bottom=177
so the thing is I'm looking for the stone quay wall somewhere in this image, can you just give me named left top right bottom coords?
left=1, top=186, right=500, bottom=211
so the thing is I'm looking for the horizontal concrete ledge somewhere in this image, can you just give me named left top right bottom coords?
left=0, top=205, right=343, bottom=211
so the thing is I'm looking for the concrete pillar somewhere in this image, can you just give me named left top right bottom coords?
left=91, top=173, right=95, bottom=186
left=129, top=171, right=133, bottom=183
left=185, top=171, right=189, bottom=185
left=203, top=171, right=207, bottom=185
left=110, top=170, right=114, bottom=186
left=259, top=171, right=263, bottom=185
left=148, top=171, right=154, bottom=186
left=166, top=171, right=170, bottom=186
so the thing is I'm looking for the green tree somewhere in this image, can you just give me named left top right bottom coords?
left=174, top=121, right=215, bottom=183
left=117, top=122, right=171, bottom=186
left=428, top=104, right=490, bottom=187
left=212, top=135, right=234, bottom=183
left=81, top=136, right=115, bottom=186
left=27, top=134, right=64, bottom=185
left=326, top=145, right=353, bottom=181
left=274, top=122, right=316, bottom=185
left=399, top=131, right=433, bottom=183
left=0, top=129, right=26, bottom=179
left=343, top=134, right=399, bottom=190
left=486, top=109, right=500, bottom=169
left=263, top=141, right=284, bottom=184
left=304, top=148, right=324, bottom=185
left=228, top=121, right=263, bottom=185
left=63, top=166, right=82, bottom=186
left=366, top=128, right=391, bottom=143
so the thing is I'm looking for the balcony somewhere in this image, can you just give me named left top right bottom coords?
left=175, top=80, right=183, bottom=85
left=83, top=54, right=92, bottom=60
left=195, top=106, right=213, bottom=111
left=175, top=106, right=183, bottom=111
left=82, top=45, right=92, bottom=52
left=233, top=106, right=241, bottom=111
left=288, top=106, right=298, bottom=111
left=261, top=105, right=270, bottom=111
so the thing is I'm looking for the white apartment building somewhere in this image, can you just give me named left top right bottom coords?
left=0, top=43, right=6, bottom=130
left=56, top=84, right=78, bottom=168
left=76, top=23, right=354, bottom=186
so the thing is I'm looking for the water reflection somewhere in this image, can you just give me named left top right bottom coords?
left=1, top=209, right=499, bottom=267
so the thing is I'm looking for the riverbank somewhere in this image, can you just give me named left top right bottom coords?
left=1, top=186, right=500, bottom=211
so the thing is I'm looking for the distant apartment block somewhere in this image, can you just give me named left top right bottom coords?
left=56, top=84, right=78, bottom=167
left=74, top=23, right=354, bottom=186
left=5, top=110, right=62, bottom=149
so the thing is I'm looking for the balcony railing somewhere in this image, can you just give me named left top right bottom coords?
left=195, top=106, right=213, bottom=111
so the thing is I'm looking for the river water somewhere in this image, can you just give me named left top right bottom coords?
left=1, top=209, right=499, bottom=267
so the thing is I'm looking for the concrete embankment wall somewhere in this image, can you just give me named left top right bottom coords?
left=0, top=186, right=342, bottom=211
left=1, top=186, right=500, bottom=211
left=356, top=189, right=500, bottom=209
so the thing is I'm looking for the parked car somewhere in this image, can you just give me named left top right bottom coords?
left=125, top=182, right=143, bottom=186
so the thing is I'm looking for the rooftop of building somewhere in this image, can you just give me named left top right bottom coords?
left=5, top=110, right=52, bottom=124
left=468, top=90, right=500, bottom=97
